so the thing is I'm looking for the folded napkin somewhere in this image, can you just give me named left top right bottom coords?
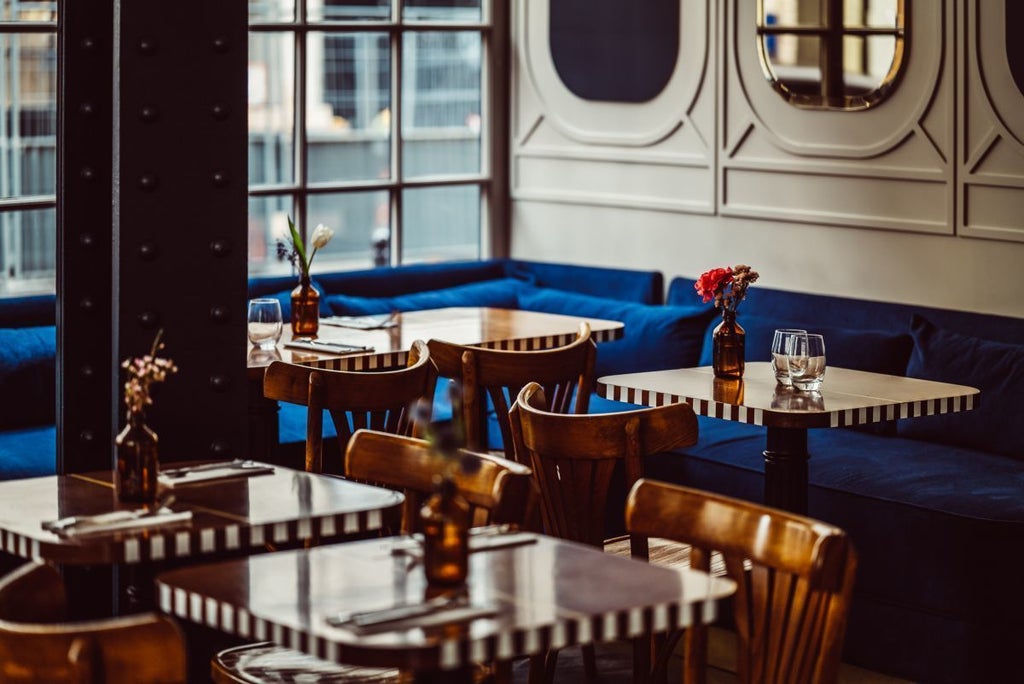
left=327, top=595, right=498, bottom=634
left=321, top=314, right=398, bottom=330
left=284, top=339, right=374, bottom=355
left=158, top=460, right=274, bottom=488
left=42, top=507, right=192, bottom=538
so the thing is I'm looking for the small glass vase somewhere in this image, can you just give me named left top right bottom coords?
left=420, top=477, right=470, bottom=588
left=712, top=309, right=745, bottom=379
left=115, top=410, right=159, bottom=503
left=291, top=275, right=321, bottom=337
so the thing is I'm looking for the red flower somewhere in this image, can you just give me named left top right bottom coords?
left=694, top=267, right=734, bottom=303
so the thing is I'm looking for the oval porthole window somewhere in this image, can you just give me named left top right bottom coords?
left=756, top=0, right=906, bottom=111
left=1008, top=1, right=1024, bottom=95
left=549, top=0, right=679, bottom=103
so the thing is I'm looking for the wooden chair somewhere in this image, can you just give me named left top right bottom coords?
left=211, top=429, right=537, bottom=684
left=0, top=562, right=187, bottom=683
left=625, top=478, right=858, bottom=684
left=264, top=339, right=437, bottom=474
left=427, top=322, right=596, bottom=460
left=508, top=381, right=699, bottom=683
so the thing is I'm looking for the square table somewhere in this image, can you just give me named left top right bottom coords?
left=156, top=532, right=735, bottom=683
left=0, top=464, right=403, bottom=615
left=247, top=307, right=626, bottom=461
left=598, top=362, right=980, bottom=513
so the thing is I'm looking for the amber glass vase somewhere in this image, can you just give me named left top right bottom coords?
left=291, top=275, right=321, bottom=337
left=712, top=309, right=745, bottom=379
left=115, top=410, right=159, bottom=503
left=421, top=477, right=470, bottom=588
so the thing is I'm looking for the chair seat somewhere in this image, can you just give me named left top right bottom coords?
left=603, top=536, right=728, bottom=576
left=212, top=643, right=409, bottom=684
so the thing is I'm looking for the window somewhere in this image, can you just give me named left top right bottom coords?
left=0, top=1, right=57, bottom=296
left=247, top=0, right=490, bottom=276
left=757, top=0, right=905, bottom=110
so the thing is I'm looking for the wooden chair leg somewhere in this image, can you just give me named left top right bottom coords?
left=632, top=635, right=653, bottom=684
left=527, top=653, right=548, bottom=684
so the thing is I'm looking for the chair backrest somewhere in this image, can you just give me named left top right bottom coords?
left=427, top=322, right=596, bottom=460
left=509, top=381, right=698, bottom=548
left=0, top=563, right=187, bottom=683
left=625, top=479, right=858, bottom=684
left=264, top=339, right=437, bottom=473
left=344, top=428, right=538, bottom=532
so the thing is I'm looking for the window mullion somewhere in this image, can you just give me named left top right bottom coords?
left=822, top=0, right=845, bottom=105
left=391, top=0, right=403, bottom=266
left=295, top=0, right=308, bottom=242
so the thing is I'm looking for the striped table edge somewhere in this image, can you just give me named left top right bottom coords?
left=11, top=508, right=390, bottom=565
left=299, top=329, right=621, bottom=372
left=157, top=588, right=719, bottom=671
left=600, top=386, right=978, bottom=429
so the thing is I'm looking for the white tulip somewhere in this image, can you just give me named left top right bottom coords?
left=310, top=224, right=334, bottom=250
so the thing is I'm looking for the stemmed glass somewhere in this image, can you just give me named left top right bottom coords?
left=247, top=299, right=283, bottom=350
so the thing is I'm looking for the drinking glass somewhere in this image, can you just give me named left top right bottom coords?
left=770, top=328, right=807, bottom=386
left=247, top=298, right=283, bottom=350
left=789, top=333, right=826, bottom=391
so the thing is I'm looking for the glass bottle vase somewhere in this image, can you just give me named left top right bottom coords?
left=420, top=477, right=470, bottom=588
left=291, top=275, right=321, bottom=337
left=712, top=310, right=745, bottom=379
left=115, top=410, right=159, bottom=503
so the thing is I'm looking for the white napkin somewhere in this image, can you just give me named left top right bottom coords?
left=158, top=461, right=274, bottom=488
left=43, top=508, right=193, bottom=538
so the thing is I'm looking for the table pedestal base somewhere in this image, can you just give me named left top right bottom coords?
left=763, top=427, right=809, bottom=514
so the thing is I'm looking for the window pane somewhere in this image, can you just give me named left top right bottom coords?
left=843, top=34, right=896, bottom=95
left=847, top=0, right=899, bottom=29
left=402, top=32, right=481, bottom=178
left=249, top=32, right=295, bottom=186
left=308, top=0, right=390, bottom=22
left=401, top=185, right=479, bottom=263
left=308, top=32, right=391, bottom=183
left=0, top=208, right=55, bottom=295
left=1, top=33, right=57, bottom=200
left=403, top=0, right=481, bottom=23
left=308, top=191, right=390, bottom=271
left=249, top=0, right=294, bottom=22
left=1, top=1, right=56, bottom=21
left=248, top=195, right=295, bottom=276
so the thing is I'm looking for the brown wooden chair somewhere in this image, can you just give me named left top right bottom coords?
left=427, top=322, right=596, bottom=461
left=264, top=339, right=437, bottom=474
left=625, top=478, right=858, bottom=684
left=508, top=381, right=699, bottom=683
left=211, top=429, right=537, bottom=684
left=0, top=562, right=187, bottom=683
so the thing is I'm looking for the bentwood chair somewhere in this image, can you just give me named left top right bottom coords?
left=427, top=322, right=596, bottom=461
left=626, top=479, right=858, bottom=684
left=211, top=429, right=537, bottom=684
left=264, top=339, right=437, bottom=474
left=0, top=562, right=187, bottom=683
left=508, top=381, right=699, bottom=682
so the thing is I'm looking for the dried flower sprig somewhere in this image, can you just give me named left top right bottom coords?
left=411, top=380, right=482, bottom=479
left=122, top=329, right=178, bottom=415
left=695, top=264, right=760, bottom=313
left=276, top=216, right=334, bottom=279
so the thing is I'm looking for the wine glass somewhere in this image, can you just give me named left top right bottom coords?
left=247, top=299, right=283, bottom=350
left=789, top=333, right=827, bottom=391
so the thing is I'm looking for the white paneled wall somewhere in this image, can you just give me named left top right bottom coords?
left=510, top=0, right=1024, bottom=318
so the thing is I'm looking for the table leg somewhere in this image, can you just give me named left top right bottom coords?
left=763, top=427, right=809, bottom=514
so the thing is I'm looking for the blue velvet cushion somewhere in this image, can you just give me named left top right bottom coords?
left=0, top=326, right=56, bottom=430
left=897, top=315, right=1024, bottom=459
left=0, top=425, right=56, bottom=480
left=516, top=287, right=716, bottom=377
left=326, top=278, right=528, bottom=316
left=265, top=278, right=333, bottom=322
left=697, top=313, right=913, bottom=375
